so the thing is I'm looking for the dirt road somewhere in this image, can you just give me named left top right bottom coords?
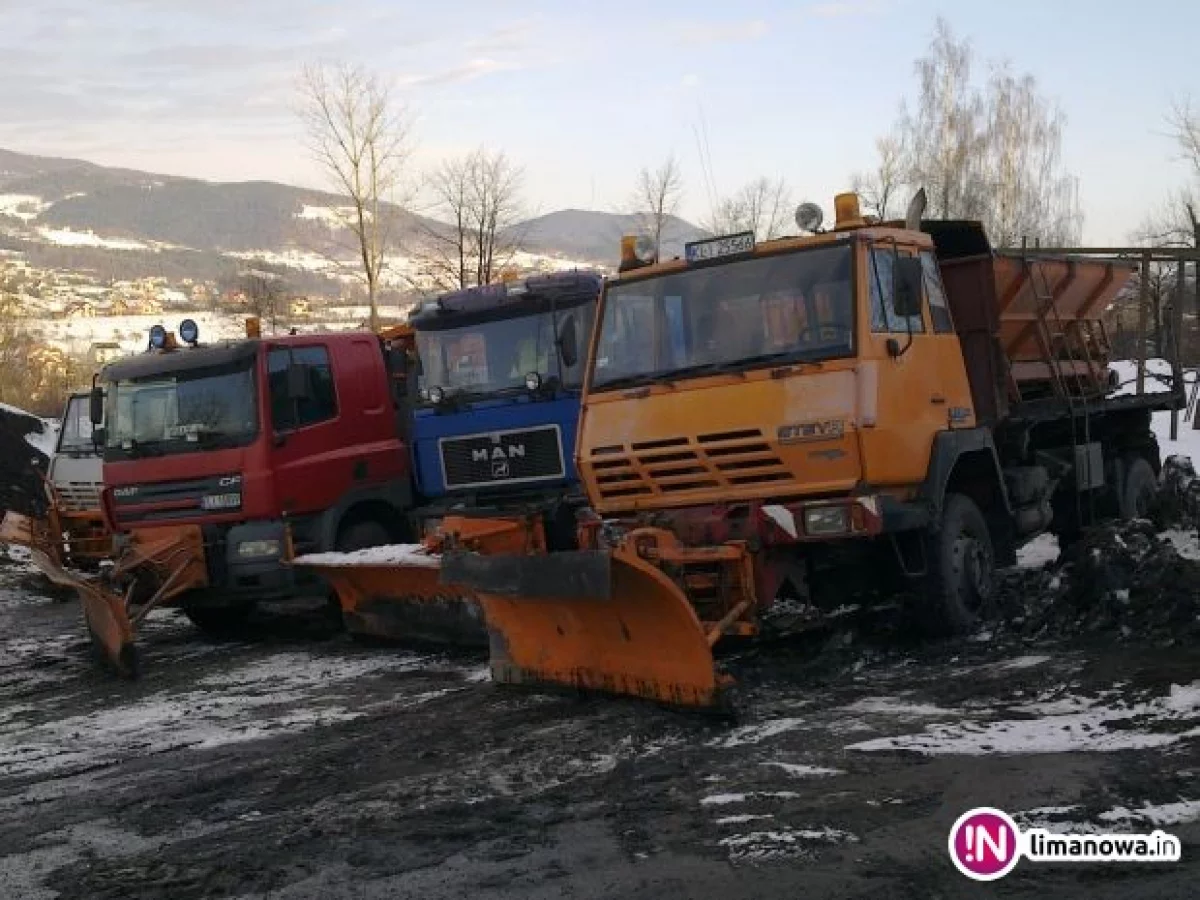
left=1, top=557, right=1197, bottom=900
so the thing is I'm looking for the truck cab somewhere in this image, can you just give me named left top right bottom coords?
left=46, top=391, right=111, bottom=568
left=94, top=319, right=412, bottom=631
left=409, top=271, right=601, bottom=546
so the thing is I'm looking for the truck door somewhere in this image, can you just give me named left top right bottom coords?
left=266, top=343, right=344, bottom=517
left=862, top=245, right=945, bottom=487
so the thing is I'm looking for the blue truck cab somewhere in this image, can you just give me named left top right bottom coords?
left=408, top=270, right=602, bottom=548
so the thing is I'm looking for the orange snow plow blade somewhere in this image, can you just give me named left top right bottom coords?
left=441, top=542, right=734, bottom=710
left=292, top=514, right=549, bottom=647
left=1, top=513, right=206, bottom=676
left=304, top=553, right=487, bottom=646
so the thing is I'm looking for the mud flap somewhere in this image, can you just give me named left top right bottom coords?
left=445, top=549, right=728, bottom=710
left=312, top=563, right=488, bottom=647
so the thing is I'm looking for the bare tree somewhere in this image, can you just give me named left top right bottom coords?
left=705, top=177, right=793, bottom=240
left=298, top=62, right=413, bottom=331
left=630, top=154, right=684, bottom=261
left=416, top=148, right=528, bottom=292
left=862, top=17, right=1082, bottom=245
left=852, top=133, right=905, bottom=220
left=238, top=272, right=289, bottom=334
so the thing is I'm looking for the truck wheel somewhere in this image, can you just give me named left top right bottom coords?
left=336, top=520, right=392, bottom=553
left=1119, top=457, right=1157, bottom=520
left=184, top=605, right=253, bottom=637
left=918, top=493, right=995, bottom=637
left=327, top=521, right=393, bottom=634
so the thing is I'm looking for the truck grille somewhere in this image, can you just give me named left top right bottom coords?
left=587, top=429, right=792, bottom=501
left=56, top=481, right=102, bottom=512
left=111, top=473, right=242, bottom=524
left=439, top=425, right=565, bottom=490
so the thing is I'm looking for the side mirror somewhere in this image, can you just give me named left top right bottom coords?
left=893, top=256, right=924, bottom=319
left=89, top=386, right=104, bottom=425
left=286, top=362, right=313, bottom=401
left=92, top=426, right=106, bottom=449
left=557, top=314, right=579, bottom=369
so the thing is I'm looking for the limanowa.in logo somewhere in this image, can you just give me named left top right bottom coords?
left=948, top=807, right=1182, bottom=881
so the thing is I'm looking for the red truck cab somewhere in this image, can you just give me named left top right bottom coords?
left=93, top=321, right=412, bottom=632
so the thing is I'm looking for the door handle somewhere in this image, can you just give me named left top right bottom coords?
left=931, top=394, right=946, bottom=404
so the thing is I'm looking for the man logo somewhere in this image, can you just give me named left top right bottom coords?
left=472, top=444, right=526, bottom=464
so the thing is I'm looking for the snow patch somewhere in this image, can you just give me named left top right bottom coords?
left=761, top=762, right=843, bottom=778
left=1016, top=533, right=1059, bottom=568
left=37, top=226, right=147, bottom=251
left=711, top=717, right=805, bottom=748
left=714, top=813, right=775, bottom=825
left=719, top=827, right=858, bottom=862
left=845, top=681, right=1200, bottom=756
left=1159, top=529, right=1200, bottom=561
left=845, top=697, right=955, bottom=717
left=293, top=543, right=442, bottom=568
left=0, top=651, right=438, bottom=778
left=700, top=791, right=801, bottom=806
left=1099, top=799, right=1200, bottom=826
left=0, top=193, right=49, bottom=221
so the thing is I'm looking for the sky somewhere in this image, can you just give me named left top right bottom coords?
left=2, top=0, right=1197, bottom=244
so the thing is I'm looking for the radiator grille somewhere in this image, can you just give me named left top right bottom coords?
left=440, top=425, right=565, bottom=490
left=589, top=429, right=792, bottom=501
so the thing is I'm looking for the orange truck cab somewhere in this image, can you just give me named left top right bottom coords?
left=91, top=319, right=412, bottom=632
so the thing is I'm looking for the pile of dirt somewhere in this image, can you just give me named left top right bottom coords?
left=997, top=517, right=1200, bottom=644
left=0, top=403, right=51, bottom=520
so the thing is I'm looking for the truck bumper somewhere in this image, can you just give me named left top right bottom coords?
left=183, top=520, right=324, bottom=609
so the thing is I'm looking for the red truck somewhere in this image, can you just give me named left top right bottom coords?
left=88, top=318, right=414, bottom=641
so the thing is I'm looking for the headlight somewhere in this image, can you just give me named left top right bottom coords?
left=201, top=492, right=241, bottom=510
left=525, top=371, right=541, bottom=391
left=803, top=505, right=849, bottom=536
left=236, top=539, right=281, bottom=558
left=428, top=385, right=445, bottom=404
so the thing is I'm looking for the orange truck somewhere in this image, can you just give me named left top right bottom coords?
left=356, top=189, right=1180, bottom=711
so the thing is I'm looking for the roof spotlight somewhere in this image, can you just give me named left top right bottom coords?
left=149, top=324, right=167, bottom=349
left=179, top=318, right=199, bottom=345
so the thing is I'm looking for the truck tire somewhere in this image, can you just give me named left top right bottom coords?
left=184, top=604, right=253, bottom=637
left=336, top=520, right=392, bottom=553
left=1119, top=456, right=1157, bottom=520
left=917, top=493, right=995, bottom=637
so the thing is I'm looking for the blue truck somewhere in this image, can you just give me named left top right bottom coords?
left=316, top=269, right=603, bottom=645
left=407, top=270, right=601, bottom=544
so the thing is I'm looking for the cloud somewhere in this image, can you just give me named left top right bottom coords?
left=802, top=1, right=887, bottom=18
left=464, top=21, right=537, bottom=54
left=396, top=57, right=526, bottom=88
left=674, top=18, right=769, bottom=46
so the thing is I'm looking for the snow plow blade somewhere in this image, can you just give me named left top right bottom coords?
left=442, top=545, right=731, bottom=710
left=1, top=510, right=136, bottom=675
left=303, top=553, right=488, bottom=647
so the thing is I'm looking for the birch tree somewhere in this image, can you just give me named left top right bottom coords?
left=860, top=17, right=1083, bottom=246
left=298, top=62, right=413, bottom=331
left=416, top=148, right=527, bottom=291
left=705, top=177, right=793, bottom=240
left=629, top=154, right=684, bottom=261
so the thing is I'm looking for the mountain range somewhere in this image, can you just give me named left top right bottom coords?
left=0, top=148, right=707, bottom=294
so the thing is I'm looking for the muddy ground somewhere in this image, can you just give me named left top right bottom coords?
left=0, top=546, right=1197, bottom=900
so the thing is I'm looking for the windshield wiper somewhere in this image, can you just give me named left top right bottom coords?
left=591, top=374, right=660, bottom=391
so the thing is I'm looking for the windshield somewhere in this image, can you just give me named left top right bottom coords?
left=416, top=306, right=591, bottom=399
left=56, top=396, right=98, bottom=454
left=105, top=359, right=259, bottom=458
left=590, top=244, right=854, bottom=391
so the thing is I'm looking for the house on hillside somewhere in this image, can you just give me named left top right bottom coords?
left=65, top=300, right=99, bottom=319
left=87, top=342, right=122, bottom=367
